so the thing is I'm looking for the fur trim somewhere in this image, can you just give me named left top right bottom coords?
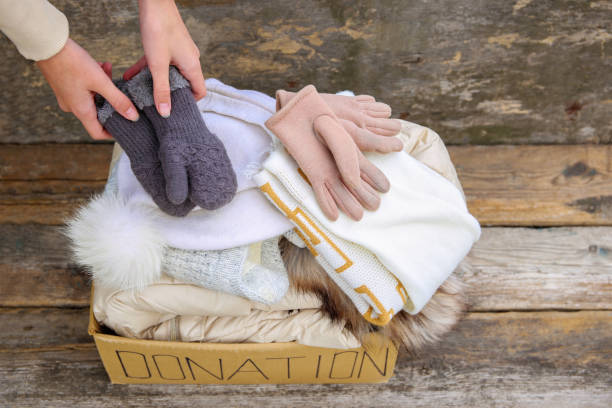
left=96, top=80, right=130, bottom=125
left=65, top=193, right=166, bottom=290
left=127, top=66, right=190, bottom=109
left=382, top=275, right=465, bottom=356
left=279, top=237, right=465, bottom=354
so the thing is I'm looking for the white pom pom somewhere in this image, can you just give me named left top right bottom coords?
left=66, top=193, right=165, bottom=290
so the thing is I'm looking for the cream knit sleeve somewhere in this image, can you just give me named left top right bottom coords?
left=0, top=0, right=69, bottom=61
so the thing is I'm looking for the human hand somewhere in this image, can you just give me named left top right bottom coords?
left=266, top=85, right=390, bottom=221
left=123, top=0, right=206, bottom=117
left=36, top=39, right=139, bottom=140
left=276, top=91, right=403, bottom=153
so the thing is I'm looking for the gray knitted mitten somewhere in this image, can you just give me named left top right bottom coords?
left=162, top=236, right=290, bottom=305
left=96, top=80, right=195, bottom=217
left=127, top=67, right=237, bottom=210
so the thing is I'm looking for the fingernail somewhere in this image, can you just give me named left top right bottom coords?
left=159, top=103, right=171, bottom=118
left=126, top=107, right=139, bottom=122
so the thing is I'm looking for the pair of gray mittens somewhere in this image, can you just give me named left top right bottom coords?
left=96, top=67, right=237, bottom=217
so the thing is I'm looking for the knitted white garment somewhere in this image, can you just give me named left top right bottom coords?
left=162, top=236, right=289, bottom=305
left=252, top=121, right=481, bottom=325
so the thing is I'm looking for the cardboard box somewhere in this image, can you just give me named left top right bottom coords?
left=88, top=287, right=398, bottom=384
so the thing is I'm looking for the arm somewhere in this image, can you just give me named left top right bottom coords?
left=0, top=0, right=68, bottom=61
left=0, top=0, right=139, bottom=139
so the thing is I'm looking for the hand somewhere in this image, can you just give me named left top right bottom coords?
left=123, top=0, right=206, bottom=117
left=36, top=39, right=139, bottom=140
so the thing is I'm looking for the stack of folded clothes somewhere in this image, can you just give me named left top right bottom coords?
left=68, top=72, right=480, bottom=353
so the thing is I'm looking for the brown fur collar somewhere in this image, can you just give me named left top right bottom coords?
left=279, top=237, right=465, bottom=355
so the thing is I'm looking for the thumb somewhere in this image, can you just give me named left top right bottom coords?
left=150, top=64, right=171, bottom=117
left=164, top=164, right=189, bottom=205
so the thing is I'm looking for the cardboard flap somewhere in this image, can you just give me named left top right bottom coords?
left=88, top=285, right=101, bottom=335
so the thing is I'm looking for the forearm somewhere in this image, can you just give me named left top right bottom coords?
left=0, top=0, right=69, bottom=61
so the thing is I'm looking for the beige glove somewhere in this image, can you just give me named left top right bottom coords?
left=265, top=85, right=390, bottom=221
left=276, top=90, right=403, bottom=153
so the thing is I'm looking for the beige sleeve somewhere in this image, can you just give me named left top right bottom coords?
left=0, top=0, right=69, bottom=61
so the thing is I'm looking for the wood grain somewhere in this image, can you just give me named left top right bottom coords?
left=0, top=307, right=91, bottom=350
left=1, top=224, right=610, bottom=310
left=2, top=144, right=612, bottom=225
left=0, top=144, right=111, bottom=224
left=0, top=224, right=90, bottom=307
left=0, top=144, right=113, bottom=180
left=450, top=144, right=612, bottom=226
left=458, top=226, right=612, bottom=311
left=1, top=311, right=610, bottom=407
left=0, top=180, right=104, bottom=224
left=0, top=0, right=610, bottom=144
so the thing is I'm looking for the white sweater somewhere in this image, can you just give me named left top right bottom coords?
left=0, top=0, right=69, bottom=60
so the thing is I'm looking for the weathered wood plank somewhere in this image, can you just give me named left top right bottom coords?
left=0, top=224, right=90, bottom=307
left=0, top=144, right=111, bottom=224
left=450, top=144, right=612, bottom=226
left=0, top=180, right=105, bottom=224
left=0, top=307, right=91, bottom=350
left=0, top=0, right=610, bottom=144
left=1, top=224, right=610, bottom=310
left=1, top=311, right=610, bottom=407
left=2, top=144, right=612, bottom=225
left=457, top=226, right=612, bottom=311
left=0, top=144, right=113, bottom=180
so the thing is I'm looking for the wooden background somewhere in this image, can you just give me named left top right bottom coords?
left=1, top=0, right=611, bottom=406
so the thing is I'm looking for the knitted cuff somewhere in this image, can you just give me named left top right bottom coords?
left=127, top=66, right=191, bottom=109
left=95, top=80, right=158, bottom=159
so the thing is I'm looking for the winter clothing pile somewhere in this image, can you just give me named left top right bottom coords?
left=68, top=77, right=480, bottom=349
left=1, top=0, right=481, bottom=349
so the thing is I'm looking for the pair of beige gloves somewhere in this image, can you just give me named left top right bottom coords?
left=269, top=86, right=402, bottom=221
